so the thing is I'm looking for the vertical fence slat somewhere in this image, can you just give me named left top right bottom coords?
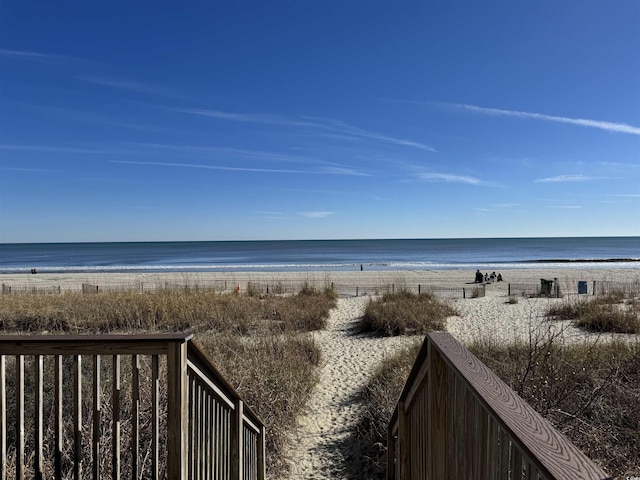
left=55, top=355, right=63, bottom=480
left=131, top=355, right=140, bottom=480
left=35, top=355, right=44, bottom=480
left=16, top=355, right=24, bottom=480
left=93, top=355, right=101, bottom=480
left=257, top=424, right=266, bottom=480
left=498, top=427, right=510, bottom=479
left=74, top=355, right=82, bottom=480
left=112, top=355, right=121, bottom=480
left=511, top=446, right=523, bottom=480
left=167, top=341, right=188, bottom=480
left=428, top=341, right=448, bottom=480
left=151, top=355, right=159, bottom=480
left=206, top=391, right=212, bottom=480
left=232, top=400, right=244, bottom=480
left=188, top=376, right=195, bottom=480
left=0, top=356, right=6, bottom=480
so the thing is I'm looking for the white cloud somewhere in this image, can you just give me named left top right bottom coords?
left=535, top=174, right=592, bottom=183
left=418, top=172, right=482, bottom=185
left=0, top=144, right=112, bottom=154
left=318, top=165, right=370, bottom=176
left=452, top=103, right=640, bottom=136
left=112, top=160, right=310, bottom=174
left=551, top=205, right=583, bottom=209
left=0, top=49, right=59, bottom=59
left=299, top=211, right=335, bottom=218
left=130, top=143, right=309, bottom=163
left=173, top=107, right=435, bottom=152
left=78, top=76, right=166, bottom=95
left=0, top=167, right=52, bottom=173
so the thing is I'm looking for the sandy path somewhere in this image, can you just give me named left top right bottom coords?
left=286, top=296, right=418, bottom=480
left=286, top=281, right=640, bottom=479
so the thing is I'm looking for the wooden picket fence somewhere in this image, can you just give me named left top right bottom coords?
left=0, top=333, right=265, bottom=480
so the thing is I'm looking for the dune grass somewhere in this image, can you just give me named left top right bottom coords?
left=0, top=286, right=336, bottom=477
left=547, top=291, right=640, bottom=333
left=0, top=287, right=337, bottom=334
left=360, top=290, right=456, bottom=336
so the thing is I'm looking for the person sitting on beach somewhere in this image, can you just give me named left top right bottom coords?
left=490, top=271, right=496, bottom=282
left=475, top=269, right=483, bottom=283
left=497, top=273, right=503, bottom=282
left=484, top=273, right=489, bottom=282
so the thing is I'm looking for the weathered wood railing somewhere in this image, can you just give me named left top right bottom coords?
left=0, top=333, right=265, bottom=480
left=387, top=332, right=611, bottom=480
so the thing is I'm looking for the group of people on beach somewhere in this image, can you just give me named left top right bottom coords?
left=475, top=270, right=502, bottom=283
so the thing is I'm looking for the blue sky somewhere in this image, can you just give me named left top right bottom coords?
left=0, top=2, right=638, bottom=243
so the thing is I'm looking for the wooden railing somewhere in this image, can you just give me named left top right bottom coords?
left=0, top=333, right=265, bottom=480
left=387, top=332, right=611, bottom=480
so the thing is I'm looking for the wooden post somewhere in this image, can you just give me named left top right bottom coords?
left=131, top=355, right=140, bottom=479
left=418, top=284, right=421, bottom=295
left=593, top=280, right=596, bottom=296
left=167, top=341, right=188, bottom=480
left=35, top=355, right=44, bottom=480
left=398, top=400, right=410, bottom=480
left=112, top=355, right=121, bottom=480
left=257, top=424, right=266, bottom=480
left=74, top=355, right=82, bottom=480
left=54, top=356, right=63, bottom=479
left=508, top=283, right=511, bottom=296
left=232, top=399, right=245, bottom=480
left=428, top=339, right=449, bottom=479
left=463, top=288, right=466, bottom=299
left=386, top=421, right=396, bottom=480
left=0, top=356, right=5, bottom=480
left=151, top=355, right=159, bottom=480
left=356, top=286, right=359, bottom=297
left=93, top=356, right=101, bottom=480
left=16, top=355, right=24, bottom=480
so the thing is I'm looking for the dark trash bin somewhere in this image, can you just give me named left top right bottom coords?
left=540, top=279, right=554, bottom=296
left=578, top=281, right=588, bottom=295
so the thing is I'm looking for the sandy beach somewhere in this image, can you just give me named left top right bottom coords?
left=2, top=266, right=638, bottom=292
left=2, top=267, right=639, bottom=478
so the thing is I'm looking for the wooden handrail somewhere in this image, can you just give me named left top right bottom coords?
left=388, top=332, right=611, bottom=480
left=0, top=333, right=265, bottom=480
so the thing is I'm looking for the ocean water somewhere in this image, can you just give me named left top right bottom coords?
left=0, top=237, right=638, bottom=274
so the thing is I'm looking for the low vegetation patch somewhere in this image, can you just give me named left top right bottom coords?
left=360, top=291, right=455, bottom=335
left=548, top=291, right=640, bottom=333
